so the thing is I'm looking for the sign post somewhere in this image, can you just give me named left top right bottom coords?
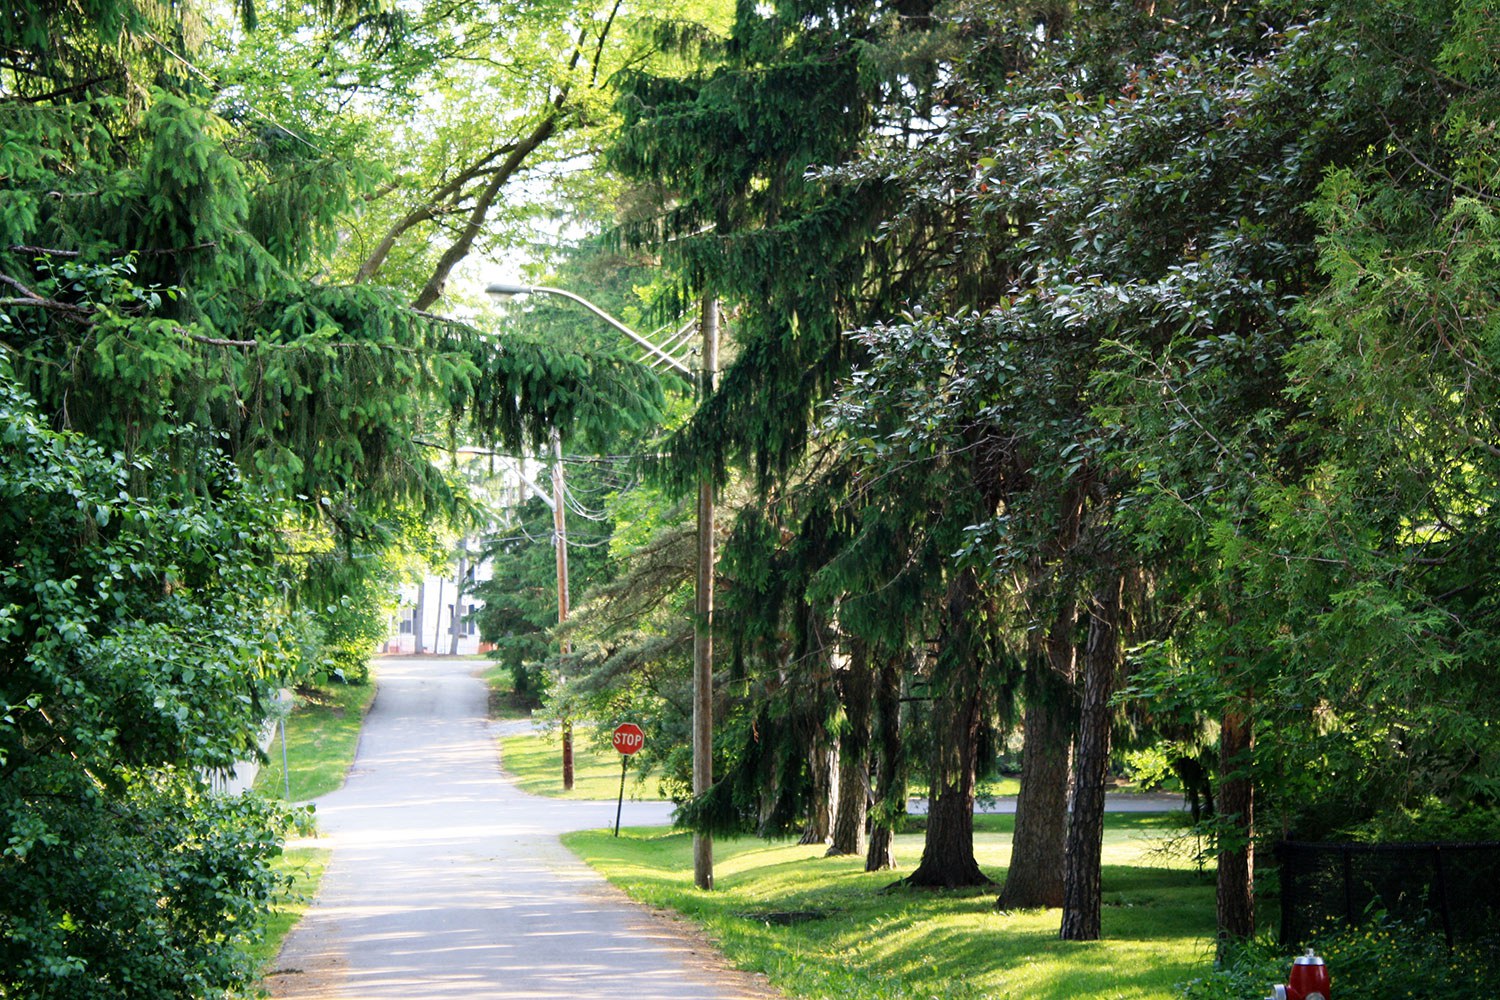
left=612, top=722, right=644, bottom=837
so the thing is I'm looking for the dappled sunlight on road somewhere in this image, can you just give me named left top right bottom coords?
left=268, top=656, right=771, bottom=1000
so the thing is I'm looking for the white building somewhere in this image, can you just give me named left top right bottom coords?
left=381, top=447, right=545, bottom=656
left=383, top=551, right=495, bottom=656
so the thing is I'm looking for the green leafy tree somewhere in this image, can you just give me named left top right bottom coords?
left=0, top=365, right=296, bottom=998
left=1, top=1, right=666, bottom=992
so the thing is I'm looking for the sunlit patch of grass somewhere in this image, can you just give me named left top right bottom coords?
left=566, top=812, right=1215, bottom=1000
left=498, top=730, right=670, bottom=800
left=253, top=675, right=377, bottom=802
left=251, top=845, right=331, bottom=973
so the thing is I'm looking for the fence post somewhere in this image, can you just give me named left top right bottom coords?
left=1432, top=846, right=1454, bottom=948
left=1341, top=846, right=1355, bottom=925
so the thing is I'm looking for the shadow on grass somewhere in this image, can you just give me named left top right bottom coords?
left=568, top=815, right=1216, bottom=1000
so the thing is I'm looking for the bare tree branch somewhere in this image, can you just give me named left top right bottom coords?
left=353, top=143, right=520, bottom=283
left=411, top=111, right=561, bottom=311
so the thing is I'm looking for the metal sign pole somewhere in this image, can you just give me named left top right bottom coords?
left=614, top=754, right=629, bottom=837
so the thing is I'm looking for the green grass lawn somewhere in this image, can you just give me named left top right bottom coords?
left=253, top=675, right=378, bottom=802
left=565, top=813, right=1215, bottom=1000
left=250, top=845, right=331, bottom=973
left=907, top=774, right=1022, bottom=799
left=248, top=671, right=378, bottom=983
left=499, top=729, right=671, bottom=800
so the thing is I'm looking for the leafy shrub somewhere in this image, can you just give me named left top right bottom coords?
left=1339, top=799, right=1500, bottom=843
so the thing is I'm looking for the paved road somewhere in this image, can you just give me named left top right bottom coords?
left=265, top=657, right=773, bottom=1000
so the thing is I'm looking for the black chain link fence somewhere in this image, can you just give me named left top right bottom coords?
left=1275, top=840, right=1500, bottom=950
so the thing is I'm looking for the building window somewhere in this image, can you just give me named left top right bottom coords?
left=457, top=603, right=478, bottom=637
left=398, top=608, right=416, bottom=635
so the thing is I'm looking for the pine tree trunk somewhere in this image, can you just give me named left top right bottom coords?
left=906, top=676, right=988, bottom=886
left=412, top=581, right=426, bottom=655
left=866, top=651, right=906, bottom=872
left=905, top=568, right=991, bottom=888
left=1216, top=703, right=1255, bottom=953
left=448, top=548, right=468, bottom=656
left=865, top=810, right=896, bottom=872
left=1060, top=574, right=1123, bottom=940
left=997, top=610, right=1075, bottom=910
left=801, top=731, right=838, bottom=845
left=829, top=640, right=873, bottom=857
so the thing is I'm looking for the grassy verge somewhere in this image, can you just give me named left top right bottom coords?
left=564, top=813, right=1214, bottom=1000
left=248, top=670, right=378, bottom=980
left=253, top=675, right=378, bottom=802
left=499, top=730, right=670, bottom=800
left=250, top=845, right=331, bottom=973
left=477, top=658, right=537, bottom=721
left=907, top=775, right=1022, bottom=800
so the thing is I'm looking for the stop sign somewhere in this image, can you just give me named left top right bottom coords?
left=612, top=722, right=645, bottom=755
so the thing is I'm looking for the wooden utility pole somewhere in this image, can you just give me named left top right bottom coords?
left=484, top=282, right=698, bottom=797
left=693, top=297, right=719, bottom=890
left=551, top=426, right=574, bottom=791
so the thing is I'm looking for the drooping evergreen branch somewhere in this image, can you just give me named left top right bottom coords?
left=7, top=242, right=219, bottom=257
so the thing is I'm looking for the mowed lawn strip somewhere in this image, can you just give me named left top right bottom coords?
left=251, top=846, right=332, bottom=973
left=253, top=674, right=378, bottom=802
left=499, top=729, right=671, bottom=800
left=564, top=813, right=1215, bottom=1000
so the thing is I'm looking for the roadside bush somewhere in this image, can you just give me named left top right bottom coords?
left=1, top=371, right=301, bottom=999
left=1340, top=799, right=1500, bottom=843
left=1179, top=917, right=1500, bottom=1000
left=320, top=641, right=372, bottom=686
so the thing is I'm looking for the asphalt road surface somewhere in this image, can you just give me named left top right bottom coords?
left=265, top=656, right=773, bottom=1000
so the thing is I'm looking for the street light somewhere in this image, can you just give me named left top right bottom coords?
left=486, top=283, right=694, bottom=379
left=487, top=283, right=720, bottom=891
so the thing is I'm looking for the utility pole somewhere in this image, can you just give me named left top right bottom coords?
left=693, top=297, right=719, bottom=890
left=551, top=426, right=574, bottom=790
left=484, top=281, right=700, bottom=808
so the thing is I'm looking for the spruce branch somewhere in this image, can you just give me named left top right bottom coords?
left=7, top=242, right=219, bottom=258
left=0, top=272, right=90, bottom=314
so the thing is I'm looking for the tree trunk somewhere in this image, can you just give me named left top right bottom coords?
left=866, top=650, right=907, bottom=872
left=905, top=676, right=987, bottom=886
left=448, top=546, right=469, bottom=656
left=905, top=568, right=991, bottom=888
left=1060, top=573, right=1123, bottom=941
left=829, top=640, right=874, bottom=857
left=997, top=606, right=1076, bottom=910
left=800, top=724, right=838, bottom=845
left=1216, top=702, right=1255, bottom=953
left=412, top=578, right=426, bottom=654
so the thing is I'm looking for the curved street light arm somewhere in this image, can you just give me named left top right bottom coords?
left=486, top=282, right=695, bottom=382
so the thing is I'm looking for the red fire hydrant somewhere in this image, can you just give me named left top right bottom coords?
left=1286, top=947, right=1330, bottom=1000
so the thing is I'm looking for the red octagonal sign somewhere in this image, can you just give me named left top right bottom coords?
left=612, top=722, right=645, bottom=755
